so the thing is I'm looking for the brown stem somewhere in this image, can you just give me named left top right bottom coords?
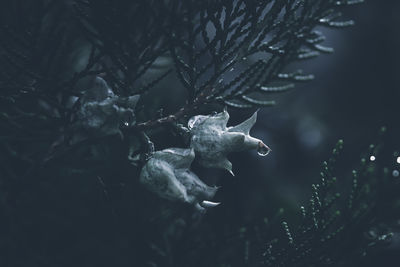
left=131, top=87, right=217, bottom=131
left=133, top=102, right=201, bottom=130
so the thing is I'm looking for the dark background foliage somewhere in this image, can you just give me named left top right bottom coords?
left=0, top=0, right=399, bottom=267
left=239, top=0, right=400, bottom=221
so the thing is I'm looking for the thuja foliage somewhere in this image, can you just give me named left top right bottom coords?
left=3, top=1, right=398, bottom=267
left=136, top=134, right=400, bottom=267
left=262, top=132, right=400, bottom=266
left=0, top=0, right=364, bottom=200
left=0, top=0, right=364, bottom=139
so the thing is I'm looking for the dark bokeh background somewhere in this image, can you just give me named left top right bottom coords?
left=1, top=1, right=399, bottom=267
left=193, top=0, right=400, bottom=265
left=215, top=0, right=400, bottom=216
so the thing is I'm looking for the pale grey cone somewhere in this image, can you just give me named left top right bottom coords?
left=77, top=77, right=139, bottom=136
left=139, top=148, right=218, bottom=209
left=189, top=110, right=270, bottom=174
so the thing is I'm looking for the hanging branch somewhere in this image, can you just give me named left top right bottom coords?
left=121, top=0, right=364, bottom=131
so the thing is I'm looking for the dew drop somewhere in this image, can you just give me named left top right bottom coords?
left=392, top=170, right=399, bottom=177
left=188, top=117, right=198, bottom=129
left=257, top=142, right=271, bottom=156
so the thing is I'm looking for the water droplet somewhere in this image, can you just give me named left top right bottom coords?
left=392, top=170, right=399, bottom=177
left=188, top=116, right=203, bottom=129
left=370, top=155, right=376, bottom=161
left=257, top=142, right=271, bottom=156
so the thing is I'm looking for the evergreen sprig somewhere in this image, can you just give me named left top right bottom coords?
left=0, top=0, right=364, bottom=179
left=262, top=130, right=400, bottom=266
left=3, top=2, right=394, bottom=267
